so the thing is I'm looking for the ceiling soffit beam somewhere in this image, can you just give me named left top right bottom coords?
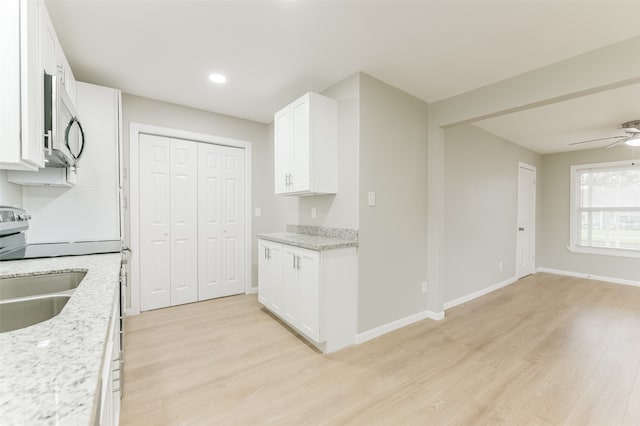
left=431, top=36, right=640, bottom=129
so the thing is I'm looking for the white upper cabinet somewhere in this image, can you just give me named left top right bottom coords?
left=0, top=0, right=44, bottom=171
left=0, top=0, right=76, bottom=171
left=274, top=92, right=337, bottom=195
left=41, top=0, right=76, bottom=104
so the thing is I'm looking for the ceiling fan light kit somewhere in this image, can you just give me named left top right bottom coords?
left=626, top=135, right=640, bottom=147
left=569, top=119, right=640, bottom=149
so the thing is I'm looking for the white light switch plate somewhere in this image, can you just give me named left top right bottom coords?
left=254, top=208, right=261, bottom=217
left=311, top=207, right=317, bottom=219
left=368, top=192, right=376, bottom=207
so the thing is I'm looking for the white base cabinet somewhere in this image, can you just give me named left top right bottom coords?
left=258, top=239, right=357, bottom=353
left=98, top=292, right=121, bottom=426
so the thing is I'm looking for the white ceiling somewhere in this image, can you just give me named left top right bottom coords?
left=474, top=83, right=640, bottom=154
left=45, top=0, right=640, bottom=152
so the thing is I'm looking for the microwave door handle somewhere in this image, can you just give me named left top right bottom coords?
left=74, top=119, right=86, bottom=161
left=65, top=118, right=85, bottom=162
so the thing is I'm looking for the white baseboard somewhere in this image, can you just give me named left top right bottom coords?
left=536, top=267, right=640, bottom=287
left=443, top=275, right=517, bottom=311
left=245, top=286, right=258, bottom=295
left=356, top=309, right=445, bottom=344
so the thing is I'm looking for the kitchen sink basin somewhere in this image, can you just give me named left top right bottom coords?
left=0, top=271, right=86, bottom=300
left=0, top=295, right=71, bottom=333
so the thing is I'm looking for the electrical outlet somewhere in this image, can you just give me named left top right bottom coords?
left=499, top=261, right=503, bottom=271
left=368, top=191, right=376, bottom=207
left=311, top=207, right=317, bottom=219
left=421, top=281, right=428, bottom=294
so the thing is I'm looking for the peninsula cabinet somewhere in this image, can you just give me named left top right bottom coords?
left=274, top=92, right=338, bottom=195
left=258, top=239, right=357, bottom=353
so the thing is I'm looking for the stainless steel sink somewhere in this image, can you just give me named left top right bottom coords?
left=0, top=295, right=71, bottom=333
left=0, top=271, right=86, bottom=333
left=0, top=271, right=86, bottom=300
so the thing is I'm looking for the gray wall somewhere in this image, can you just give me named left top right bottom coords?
left=297, top=73, right=360, bottom=229
left=0, top=171, right=23, bottom=207
left=538, top=145, right=640, bottom=282
left=357, top=73, right=429, bottom=333
left=121, top=94, right=291, bottom=288
left=444, top=124, right=542, bottom=304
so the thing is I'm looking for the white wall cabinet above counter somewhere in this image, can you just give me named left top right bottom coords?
left=0, top=0, right=77, bottom=172
left=0, top=0, right=43, bottom=171
left=274, top=92, right=338, bottom=196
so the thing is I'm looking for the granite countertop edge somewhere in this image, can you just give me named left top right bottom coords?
left=0, top=253, right=121, bottom=425
left=258, top=232, right=359, bottom=251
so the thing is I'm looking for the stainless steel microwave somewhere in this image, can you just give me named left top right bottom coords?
left=43, top=72, right=85, bottom=167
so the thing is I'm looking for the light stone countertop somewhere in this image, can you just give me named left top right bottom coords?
left=0, top=253, right=121, bottom=425
left=257, top=232, right=359, bottom=251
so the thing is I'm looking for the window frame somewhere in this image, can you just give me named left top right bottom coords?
left=568, top=159, right=640, bottom=259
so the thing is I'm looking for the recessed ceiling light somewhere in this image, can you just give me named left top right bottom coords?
left=209, top=73, right=227, bottom=84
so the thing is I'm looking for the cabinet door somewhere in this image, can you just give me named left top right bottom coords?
left=274, top=107, right=292, bottom=194
left=0, top=0, right=23, bottom=169
left=296, top=249, right=320, bottom=341
left=55, top=43, right=76, bottom=106
left=258, top=241, right=271, bottom=306
left=39, top=1, right=55, bottom=75
left=283, top=246, right=320, bottom=340
left=267, top=242, right=284, bottom=315
left=21, top=0, right=44, bottom=168
left=0, top=0, right=42, bottom=171
left=283, top=247, right=301, bottom=326
left=170, top=139, right=198, bottom=306
left=290, top=96, right=310, bottom=193
left=139, top=134, right=171, bottom=311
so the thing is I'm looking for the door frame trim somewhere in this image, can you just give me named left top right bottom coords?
left=516, top=161, right=536, bottom=279
left=129, top=122, right=253, bottom=315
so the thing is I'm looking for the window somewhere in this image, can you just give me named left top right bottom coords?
left=570, top=160, right=640, bottom=258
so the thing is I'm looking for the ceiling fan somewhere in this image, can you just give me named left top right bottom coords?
left=569, top=120, right=640, bottom=149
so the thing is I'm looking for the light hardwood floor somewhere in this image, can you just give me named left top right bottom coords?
left=121, top=273, right=640, bottom=425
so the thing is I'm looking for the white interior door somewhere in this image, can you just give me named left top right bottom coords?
left=198, top=144, right=245, bottom=300
left=198, top=143, right=223, bottom=300
left=139, top=134, right=171, bottom=311
left=516, top=163, right=536, bottom=279
left=170, top=139, right=198, bottom=306
left=221, top=146, right=245, bottom=296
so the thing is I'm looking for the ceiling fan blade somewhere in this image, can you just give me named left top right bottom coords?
left=569, top=135, right=626, bottom=145
left=604, top=136, right=631, bottom=149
